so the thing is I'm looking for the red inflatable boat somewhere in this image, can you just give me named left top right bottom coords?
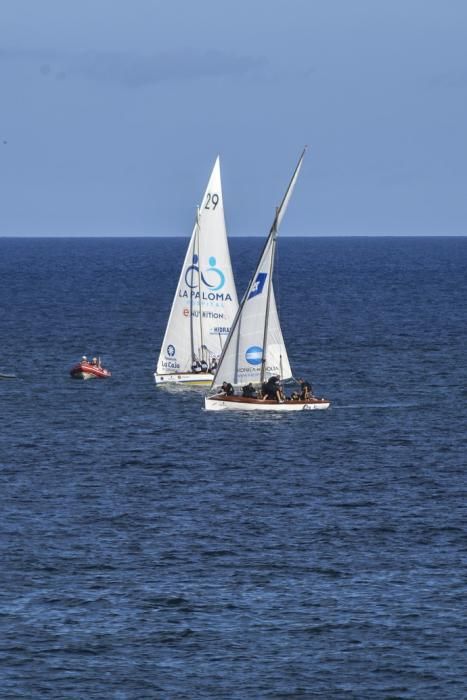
left=70, top=357, right=111, bottom=380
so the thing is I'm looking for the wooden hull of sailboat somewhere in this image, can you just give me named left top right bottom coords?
left=154, top=372, right=214, bottom=386
left=205, top=395, right=331, bottom=412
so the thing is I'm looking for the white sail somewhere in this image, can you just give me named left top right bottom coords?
left=275, top=147, right=306, bottom=231
left=211, top=235, right=291, bottom=387
left=211, top=148, right=307, bottom=390
left=156, top=157, right=238, bottom=377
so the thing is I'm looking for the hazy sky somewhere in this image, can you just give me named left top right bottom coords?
left=1, top=0, right=466, bottom=236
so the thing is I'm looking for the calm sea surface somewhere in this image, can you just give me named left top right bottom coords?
left=0, top=237, right=466, bottom=699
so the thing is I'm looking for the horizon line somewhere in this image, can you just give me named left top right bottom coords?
left=1, top=234, right=466, bottom=239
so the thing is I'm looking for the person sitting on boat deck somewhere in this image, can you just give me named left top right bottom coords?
left=81, top=355, right=88, bottom=363
left=262, top=375, right=283, bottom=402
left=289, top=391, right=300, bottom=401
left=200, top=358, right=208, bottom=372
left=209, top=357, right=218, bottom=373
left=277, top=379, right=286, bottom=402
left=220, top=381, right=234, bottom=396
left=242, top=382, right=256, bottom=398
left=260, top=376, right=276, bottom=400
left=191, top=359, right=202, bottom=373
left=298, top=378, right=313, bottom=400
left=91, top=357, right=98, bottom=366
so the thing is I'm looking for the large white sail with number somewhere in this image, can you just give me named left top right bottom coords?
left=155, top=157, right=238, bottom=385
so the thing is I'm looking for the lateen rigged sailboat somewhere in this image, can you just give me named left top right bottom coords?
left=155, top=157, right=238, bottom=385
left=205, top=148, right=330, bottom=411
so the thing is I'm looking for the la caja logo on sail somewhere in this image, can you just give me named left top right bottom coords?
left=248, top=272, right=267, bottom=300
left=161, top=343, right=180, bottom=370
left=179, top=254, right=233, bottom=302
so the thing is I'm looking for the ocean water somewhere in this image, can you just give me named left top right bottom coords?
left=0, top=236, right=466, bottom=699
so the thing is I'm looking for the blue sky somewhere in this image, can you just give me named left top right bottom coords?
left=1, top=0, right=466, bottom=236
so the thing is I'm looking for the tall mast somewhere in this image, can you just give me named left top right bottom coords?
left=195, top=206, right=205, bottom=360
left=259, top=217, right=278, bottom=385
left=189, top=216, right=199, bottom=364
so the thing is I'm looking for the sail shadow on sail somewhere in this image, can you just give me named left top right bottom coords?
left=205, top=148, right=331, bottom=412
left=154, top=157, right=239, bottom=386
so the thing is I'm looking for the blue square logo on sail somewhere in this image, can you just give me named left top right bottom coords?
left=245, top=346, right=263, bottom=365
left=248, top=272, right=267, bottom=300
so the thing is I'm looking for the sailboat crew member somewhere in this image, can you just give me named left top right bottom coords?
left=192, top=359, right=202, bottom=373
left=262, top=375, right=284, bottom=402
left=242, top=383, right=256, bottom=398
left=298, top=378, right=313, bottom=400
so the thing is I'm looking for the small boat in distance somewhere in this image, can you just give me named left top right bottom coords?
left=154, top=156, right=238, bottom=386
left=70, top=356, right=111, bottom=380
left=205, top=148, right=330, bottom=412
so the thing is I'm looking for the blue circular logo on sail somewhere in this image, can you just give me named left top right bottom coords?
left=245, top=346, right=263, bottom=365
left=184, top=255, right=225, bottom=291
left=167, top=344, right=175, bottom=357
left=203, top=256, right=225, bottom=291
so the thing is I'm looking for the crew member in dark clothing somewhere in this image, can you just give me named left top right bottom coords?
left=221, top=381, right=234, bottom=396
left=192, top=360, right=202, bottom=373
left=242, top=382, right=256, bottom=398
left=262, top=375, right=283, bottom=402
left=200, top=359, right=208, bottom=372
left=298, top=378, right=313, bottom=400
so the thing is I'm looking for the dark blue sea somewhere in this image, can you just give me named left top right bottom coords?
left=0, top=237, right=466, bottom=699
